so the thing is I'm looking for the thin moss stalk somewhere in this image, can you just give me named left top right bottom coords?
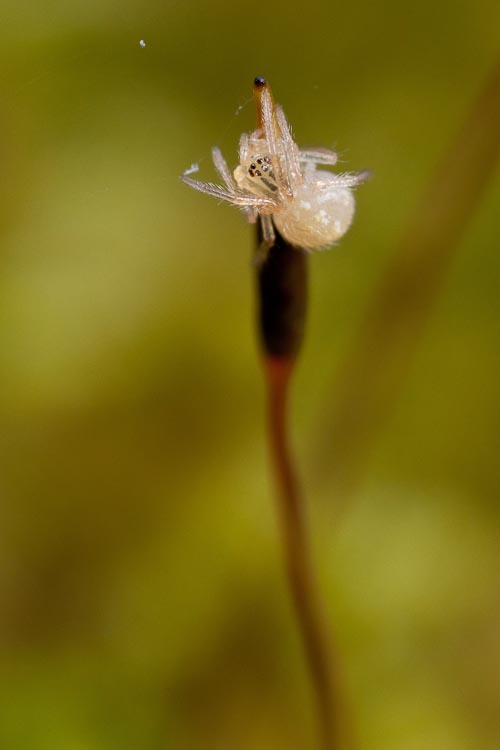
left=256, top=225, right=352, bottom=750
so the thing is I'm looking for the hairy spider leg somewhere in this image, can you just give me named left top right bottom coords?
left=244, top=206, right=259, bottom=224
left=260, top=89, right=293, bottom=199
left=238, top=133, right=249, bottom=163
left=212, top=147, right=258, bottom=223
left=260, top=213, right=276, bottom=245
left=180, top=176, right=277, bottom=209
left=237, top=132, right=262, bottom=223
left=212, top=147, right=236, bottom=191
left=317, top=169, right=371, bottom=188
left=275, top=105, right=302, bottom=190
left=298, top=147, right=339, bottom=165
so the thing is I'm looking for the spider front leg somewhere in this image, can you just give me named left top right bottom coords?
left=212, top=147, right=236, bottom=191
left=239, top=133, right=249, bottom=163
left=180, top=175, right=278, bottom=209
left=275, top=105, right=302, bottom=189
left=259, top=87, right=293, bottom=199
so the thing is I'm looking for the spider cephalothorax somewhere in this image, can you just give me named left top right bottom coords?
left=181, top=78, right=369, bottom=251
left=234, top=151, right=279, bottom=198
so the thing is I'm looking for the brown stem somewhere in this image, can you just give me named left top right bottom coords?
left=264, top=356, right=342, bottom=750
left=255, top=227, right=351, bottom=749
left=252, top=78, right=352, bottom=748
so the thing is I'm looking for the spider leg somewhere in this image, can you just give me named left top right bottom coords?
left=181, top=176, right=277, bottom=208
left=243, top=206, right=259, bottom=224
left=260, top=213, right=275, bottom=245
left=299, top=147, right=339, bottom=166
left=212, top=147, right=236, bottom=191
left=323, top=169, right=371, bottom=188
left=260, top=88, right=292, bottom=199
left=253, top=213, right=276, bottom=266
left=239, top=133, right=249, bottom=162
left=275, top=104, right=302, bottom=189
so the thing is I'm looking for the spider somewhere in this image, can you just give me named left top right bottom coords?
left=181, top=77, right=369, bottom=251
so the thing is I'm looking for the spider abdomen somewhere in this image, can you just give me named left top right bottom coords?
left=273, top=174, right=355, bottom=250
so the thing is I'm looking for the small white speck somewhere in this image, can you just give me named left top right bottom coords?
left=183, top=163, right=199, bottom=176
left=139, top=39, right=146, bottom=48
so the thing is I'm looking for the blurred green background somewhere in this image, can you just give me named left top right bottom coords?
left=1, top=1, right=499, bottom=748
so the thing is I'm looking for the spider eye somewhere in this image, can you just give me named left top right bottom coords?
left=248, top=155, right=272, bottom=178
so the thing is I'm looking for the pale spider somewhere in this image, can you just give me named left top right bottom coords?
left=181, top=77, right=369, bottom=251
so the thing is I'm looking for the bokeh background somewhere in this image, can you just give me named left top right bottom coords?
left=1, top=1, right=499, bottom=748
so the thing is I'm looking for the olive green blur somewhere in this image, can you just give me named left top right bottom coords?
left=0, top=1, right=499, bottom=749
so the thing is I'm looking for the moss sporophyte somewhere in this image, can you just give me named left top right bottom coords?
left=181, top=78, right=368, bottom=750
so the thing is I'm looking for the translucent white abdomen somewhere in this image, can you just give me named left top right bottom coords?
left=274, top=173, right=355, bottom=250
